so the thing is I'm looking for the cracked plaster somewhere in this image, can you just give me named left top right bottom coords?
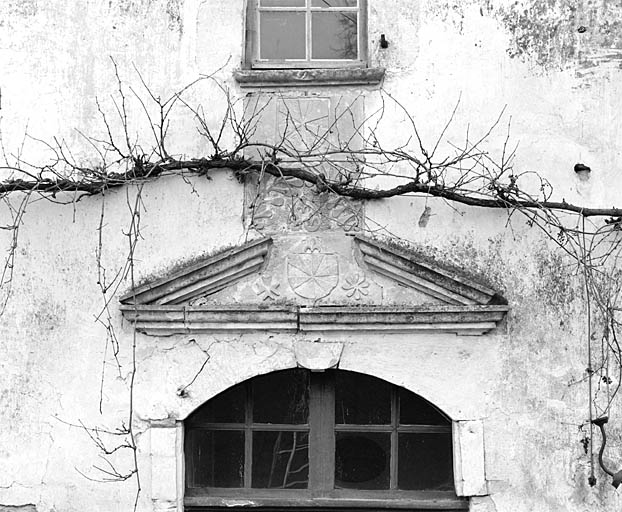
left=2, top=0, right=622, bottom=511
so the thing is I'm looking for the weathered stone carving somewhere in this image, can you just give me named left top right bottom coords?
left=342, top=272, right=370, bottom=301
left=252, top=276, right=281, bottom=301
left=120, top=234, right=509, bottom=335
left=248, top=176, right=361, bottom=234
left=287, top=238, right=339, bottom=300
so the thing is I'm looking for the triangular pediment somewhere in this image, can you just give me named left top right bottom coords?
left=353, top=236, right=506, bottom=306
left=119, top=237, right=273, bottom=306
left=120, top=234, right=508, bottom=336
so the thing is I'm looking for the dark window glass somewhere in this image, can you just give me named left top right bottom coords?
left=335, top=432, right=390, bottom=489
left=253, top=369, right=309, bottom=424
left=311, top=11, right=358, bottom=60
left=252, top=431, right=309, bottom=488
left=398, top=433, right=453, bottom=490
left=185, top=383, right=246, bottom=424
left=260, top=12, right=306, bottom=59
left=399, top=389, right=450, bottom=425
left=185, top=369, right=456, bottom=499
left=185, top=430, right=244, bottom=487
left=335, top=371, right=391, bottom=424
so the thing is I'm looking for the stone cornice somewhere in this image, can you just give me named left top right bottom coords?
left=120, top=304, right=508, bottom=336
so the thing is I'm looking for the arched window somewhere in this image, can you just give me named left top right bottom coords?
left=185, top=369, right=466, bottom=510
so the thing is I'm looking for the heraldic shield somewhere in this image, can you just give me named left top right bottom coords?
left=287, top=239, right=339, bottom=300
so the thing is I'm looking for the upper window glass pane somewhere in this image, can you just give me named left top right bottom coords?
left=311, top=11, right=358, bottom=60
left=261, top=0, right=306, bottom=5
left=311, top=0, right=358, bottom=7
left=253, top=368, right=309, bottom=424
left=260, top=12, right=306, bottom=60
left=335, top=371, right=391, bottom=424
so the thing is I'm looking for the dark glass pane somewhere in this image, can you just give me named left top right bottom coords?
left=252, top=431, right=309, bottom=488
left=185, top=429, right=244, bottom=488
left=311, top=11, right=358, bottom=60
left=262, top=0, right=306, bottom=5
left=398, top=433, right=453, bottom=491
left=399, top=389, right=450, bottom=425
left=253, top=369, right=309, bottom=424
left=335, top=371, right=391, bottom=424
left=335, top=432, right=390, bottom=489
left=311, top=0, right=357, bottom=6
left=260, top=12, right=306, bottom=59
left=186, top=383, right=246, bottom=425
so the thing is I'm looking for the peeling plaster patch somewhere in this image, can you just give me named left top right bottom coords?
left=426, top=0, right=622, bottom=72
left=3, top=1, right=38, bottom=17
left=534, top=250, right=578, bottom=308
left=29, top=296, right=66, bottom=332
left=114, top=0, right=153, bottom=15
left=424, top=0, right=494, bottom=34
left=0, top=506, right=37, bottom=512
left=166, top=0, right=183, bottom=33
left=497, top=0, right=579, bottom=68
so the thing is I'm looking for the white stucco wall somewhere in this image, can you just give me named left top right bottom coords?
left=1, top=1, right=622, bottom=511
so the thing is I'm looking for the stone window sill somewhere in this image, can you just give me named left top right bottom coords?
left=233, top=67, right=385, bottom=89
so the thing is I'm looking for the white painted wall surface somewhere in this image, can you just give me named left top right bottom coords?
left=1, top=1, right=621, bottom=511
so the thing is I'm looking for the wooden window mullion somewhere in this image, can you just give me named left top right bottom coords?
left=306, top=0, right=312, bottom=62
left=244, top=382, right=253, bottom=488
left=309, top=372, right=335, bottom=492
left=390, top=388, right=398, bottom=490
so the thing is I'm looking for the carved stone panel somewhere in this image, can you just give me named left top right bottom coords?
left=287, top=237, right=339, bottom=300
left=246, top=176, right=362, bottom=234
left=242, top=93, right=365, bottom=234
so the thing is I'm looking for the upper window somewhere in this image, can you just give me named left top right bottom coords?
left=245, top=0, right=368, bottom=68
left=185, top=369, right=466, bottom=510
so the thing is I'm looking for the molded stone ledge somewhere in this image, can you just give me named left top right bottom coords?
left=233, top=67, right=385, bottom=88
left=120, top=304, right=509, bottom=336
left=120, top=304, right=299, bottom=334
left=299, top=305, right=508, bottom=335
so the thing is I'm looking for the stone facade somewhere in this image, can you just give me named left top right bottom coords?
left=1, top=1, right=622, bottom=512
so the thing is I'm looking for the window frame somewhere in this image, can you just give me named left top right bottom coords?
left=184, top=370, right=468, bottom=511
left=244, top=0, right=369, bottom=69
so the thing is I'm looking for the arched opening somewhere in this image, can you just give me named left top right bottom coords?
left=184, top=369, right=467, bottom=510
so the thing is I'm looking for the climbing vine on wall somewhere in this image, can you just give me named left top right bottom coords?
left=1, top=62, right=622, bottom=507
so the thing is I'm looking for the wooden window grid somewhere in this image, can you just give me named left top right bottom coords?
left=245, top=0, right=368, bottom=69
left=184, top=370, right=466, bottom=510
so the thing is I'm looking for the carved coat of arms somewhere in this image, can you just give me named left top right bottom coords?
left=287, top=239, right=339, bottom=300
